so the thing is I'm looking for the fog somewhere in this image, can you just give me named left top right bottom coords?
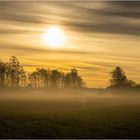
left=0, top=89, right=140, bottom=106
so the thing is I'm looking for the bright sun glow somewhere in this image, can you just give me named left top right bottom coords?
left=43, top=26, right=65, bottom=48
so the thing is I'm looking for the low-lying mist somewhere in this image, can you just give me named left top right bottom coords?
left=0, top=89, right=140, bottom=106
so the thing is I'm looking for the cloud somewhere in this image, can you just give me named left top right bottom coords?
left=0, top=44, right=90, bottom=55
left=0, top=29, right=41, bottom=34
left=0, top=1, right=139, bottom=36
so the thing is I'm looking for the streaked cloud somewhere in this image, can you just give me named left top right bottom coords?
left=0, top=1, right=140, bottom=35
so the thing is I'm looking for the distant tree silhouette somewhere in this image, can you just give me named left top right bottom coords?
left=19, top=69, right=28, bottom=87
left=109, top=66, right=136, bottom=89
left=50, top=70, right=62, bottom=88
left=30, top=68, right=50, bottom=88
left=71, top=68, right=78, bottom=87
left=65, top=68, right=85, bottom=88
left=5, top=56, right=24, bottom=88
left=60, top=72, right=65, bottom=88
left=110, top=66, right=127, bottom=87
left=76, top=76, right=84, bottom=88
left=29, top=71, right=39, bottom=88
left=0, top=61, right=6, bottom=87
left=37, top=68, right=50, bottom=88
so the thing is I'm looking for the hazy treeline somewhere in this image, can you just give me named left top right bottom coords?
left=0, top=56, right=140, bottom=92
left=0, top=56, right=86, bottom=89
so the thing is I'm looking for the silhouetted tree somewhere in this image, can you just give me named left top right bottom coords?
left=19, top=69, right=28, bottom=87
left=29, top=71, right=39, bottom=88
left=109, top=66, right=136, bottom=89
left=0, top=61, right=6, bottom=87
left=110, top=66, right=127, bottom=87
left=37, top=68, right=50, bottom=88
left=60, top=72, right=65, bottom=88
left=29, top=68, right=50, bottom=88
left=76, top=76, right=84, bottom=88
left=50, top=70, right=62, bottom=88
left=71, top=68, right=78, bottom=87
left=5, top=56, right=23, bottom=88
left=65, top=68, right=85, bottom=88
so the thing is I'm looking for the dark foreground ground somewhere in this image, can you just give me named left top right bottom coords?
left=0, top=92, right=140, bottom=138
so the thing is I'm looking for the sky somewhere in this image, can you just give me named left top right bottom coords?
left=0, top=1, right=140, bottom=88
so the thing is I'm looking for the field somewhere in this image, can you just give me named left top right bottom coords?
left=0, top=91, right=140, bottom=138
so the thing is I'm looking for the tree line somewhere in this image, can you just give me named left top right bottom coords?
left=0, top=56, right=139, bottom=90
left=0, top=56, right=86, bottom=89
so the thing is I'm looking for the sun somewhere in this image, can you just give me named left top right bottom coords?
left=43, top=26, right=65, bottom=48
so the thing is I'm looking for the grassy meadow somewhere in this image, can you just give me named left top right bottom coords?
left=0, top=91, right=140, bottom=138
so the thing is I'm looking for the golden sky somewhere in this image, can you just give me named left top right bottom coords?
left=0, top=1, right=140, bottom=87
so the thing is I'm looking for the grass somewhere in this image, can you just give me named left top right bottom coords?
left=0, top=93, right=140, bottom=138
